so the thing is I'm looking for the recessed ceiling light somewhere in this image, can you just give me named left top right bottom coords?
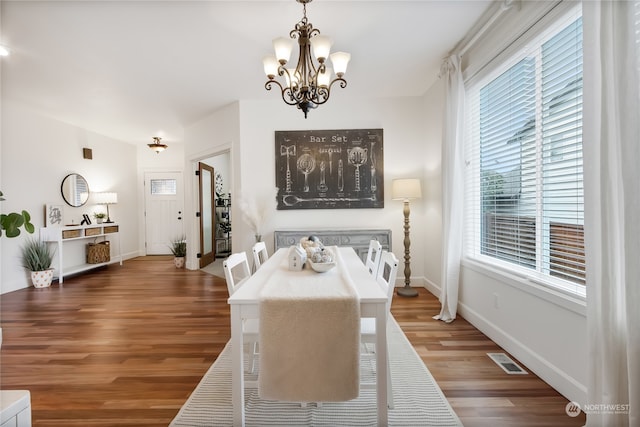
left=0, top=45, right=10, bottom=56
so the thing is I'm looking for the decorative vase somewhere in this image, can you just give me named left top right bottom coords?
left=31, top=269, right=54, bottom=288
left=174, top=257, right=185, bottom=268
left=96, top=218, right=104, bottom=224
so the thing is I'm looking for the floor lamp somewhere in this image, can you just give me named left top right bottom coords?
left=392, top=178, right=422, bottom=297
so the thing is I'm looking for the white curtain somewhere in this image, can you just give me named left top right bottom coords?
left=434, top=54, right=465, bottom=323
left=583, top=2, right=640, bottom=426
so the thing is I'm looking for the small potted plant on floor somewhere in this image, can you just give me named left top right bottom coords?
left=93, top=212, right=107, bottom=224
left=21, top=238, right=55, bottom=288
left=169, top=236, right=187, bottom=268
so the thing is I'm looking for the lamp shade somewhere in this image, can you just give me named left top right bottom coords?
left=317, top=67, right=332, bottom=87
left=329, top=51, right=350, bottom=77
left=94, top=192, right=118, bottom=205
left=310, top=35, right=332, bottom=61
left=263, top=55, right=279, bottom=78
left=273, top=37, right=294, bottom=64
left=391, top=178, right=422, bottom=201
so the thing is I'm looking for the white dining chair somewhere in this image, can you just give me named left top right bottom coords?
left=252, top=241, right=269, bottom=271
left=223, top=252, right=259, bottom=373
left=365, top=239, right=383, bottom=276
left=223, top=252, right=251, bottom=295
left=360, top=250, right=399, bottom=409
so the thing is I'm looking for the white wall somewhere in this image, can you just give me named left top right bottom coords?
left=183, top=97, right=430, bottom=279
left=1, top=103, right=139, bottom=294
left=421, top=79, right=445, bottom=293
left=232, top=96, right=429, bottom=275
left=458, top=261, right=587, bottom=402
left=202, top=152, right=230, bottom=198
left=183, top=102, right=239, bottom=269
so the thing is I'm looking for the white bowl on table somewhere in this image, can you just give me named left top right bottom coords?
left=308, top=261, right=336, bottom=273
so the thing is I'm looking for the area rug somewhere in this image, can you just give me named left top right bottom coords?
left=170, top=316, right=463, bottom=426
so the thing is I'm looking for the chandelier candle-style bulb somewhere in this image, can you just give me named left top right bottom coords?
left=263, top=55, right=280, bottom=79
left=318, top=67, right=332, bottom=88
left=273, top=37, right=294, bottom=64
left=263, top=0, right=350, bottom=118
left=310, top=35, right=332, bottom=62
left=330, top=52, right=351, bottom=77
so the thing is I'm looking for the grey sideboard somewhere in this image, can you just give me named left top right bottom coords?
left=274, top=229, right=392, bottom=263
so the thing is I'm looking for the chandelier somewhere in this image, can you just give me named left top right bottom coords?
left=148, top=136, right=168, bottom=154
left=262, top=0, right=351, bottom=118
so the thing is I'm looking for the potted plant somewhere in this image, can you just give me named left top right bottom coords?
left=21, top=238, right=55, bottom=288
left=93, top=212, right=107, bottom=224
left=169, top=236, right=187, bottom=268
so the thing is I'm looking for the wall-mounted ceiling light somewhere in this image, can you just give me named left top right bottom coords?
left=262, top=0, right=351, bottom=118
left=0, top=45, right=10, bottom=57
left=148, top=136, right=168, bottom=154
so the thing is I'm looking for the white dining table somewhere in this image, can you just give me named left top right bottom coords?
left=227, top=246, right=390, bottom=426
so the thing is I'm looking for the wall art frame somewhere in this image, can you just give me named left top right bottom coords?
left=275, top=129, right=384, bottom=210
left=44, top=204, right=64, bottom=227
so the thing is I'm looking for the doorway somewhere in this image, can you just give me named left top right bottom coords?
left=198, top=162, right=216, bottom=268
left=144, top=171, right=185, bottom=255
left=197, top=151, right=231, bottom=268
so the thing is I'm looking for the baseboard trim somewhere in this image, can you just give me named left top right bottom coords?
left=457, top=300, right=587, bottom=404
left=416, top=276, right=587, bottom=404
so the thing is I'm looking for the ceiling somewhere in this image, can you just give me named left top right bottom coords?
left=1, top=0, right=492, bottom=146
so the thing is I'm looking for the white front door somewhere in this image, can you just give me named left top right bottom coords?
left=144, top=171, right=184, bottom=255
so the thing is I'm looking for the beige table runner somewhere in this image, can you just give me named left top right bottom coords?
left=258, top=247, right=360, bottom=402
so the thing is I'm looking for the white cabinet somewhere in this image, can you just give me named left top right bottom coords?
left=40, top=224, right=122, bottom=283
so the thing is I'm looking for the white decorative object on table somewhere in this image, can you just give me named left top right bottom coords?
left=300, top=236, right=337, bottom=272
left=288, top=245, right=307, bottom=271
left=308, top=260, right=336, bottom=273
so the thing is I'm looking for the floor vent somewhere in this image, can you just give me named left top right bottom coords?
left=487, top=353, right=528, bottom=375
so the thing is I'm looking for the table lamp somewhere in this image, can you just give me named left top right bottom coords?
left=94, top=192, right=118, bottom=223
left=391, top=178, right=422, bottom=297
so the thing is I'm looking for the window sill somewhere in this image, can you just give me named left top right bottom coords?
left=461, top=256, right=586, bottom=317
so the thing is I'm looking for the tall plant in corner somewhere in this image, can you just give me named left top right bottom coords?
left=0, top=190, right=35, bottom=238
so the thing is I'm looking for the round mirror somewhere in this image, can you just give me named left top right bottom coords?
left=61, top=173, right=90, bottom=207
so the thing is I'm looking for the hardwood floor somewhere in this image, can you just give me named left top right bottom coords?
left=0, top=256, right=585, bottom=426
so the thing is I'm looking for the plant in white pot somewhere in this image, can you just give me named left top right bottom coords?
left=21, top=238, right=55, bottom=288
left=169, top=236, right=187, bottom=268
left=93, top=212, right=107, bottom=224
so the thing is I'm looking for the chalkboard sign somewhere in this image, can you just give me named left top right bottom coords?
left=275, top=129, right=384, bottom=210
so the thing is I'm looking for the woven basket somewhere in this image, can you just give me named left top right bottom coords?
left=87, top=241, right=110, bottom=264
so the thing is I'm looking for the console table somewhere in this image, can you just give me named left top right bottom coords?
left=274, top=229, right=391, bottom=263
left=40, top=224, right=122, bottom=284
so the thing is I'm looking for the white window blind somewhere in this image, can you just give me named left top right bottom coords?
left=464, top=7, right=584, bottom=294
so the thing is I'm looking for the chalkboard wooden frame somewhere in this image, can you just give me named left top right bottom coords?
left=275, top=129, right=384, bottom=210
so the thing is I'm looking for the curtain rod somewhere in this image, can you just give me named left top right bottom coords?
left=457, top=0, right=517, bottom=57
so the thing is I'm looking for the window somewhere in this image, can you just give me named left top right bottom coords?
left=150, top=179, right=177, bottom=195
left=465, top=8, right=584, bottom=294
